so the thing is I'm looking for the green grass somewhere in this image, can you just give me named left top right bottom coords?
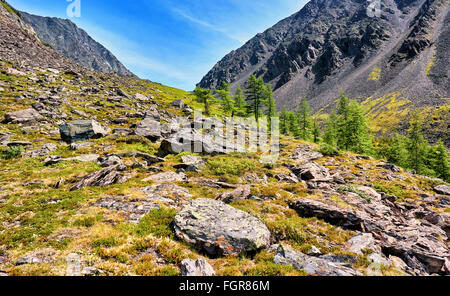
left=92, top=236, right=117, bottom=248
left=373, top=182, right=410, bottom=200
left=134, top=207, right=177, bottom=238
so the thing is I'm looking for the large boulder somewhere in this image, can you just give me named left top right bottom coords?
left=290, top=198, right=364, bottom=230
left=171, top=99, right=185, bottom=109
left=60, top=120, right=110, bottom=143
left=4, top=109, right=44, bottom=124
left=174, top=198, right=271, bottom=256
left=134, top=118, right=161, bottom=141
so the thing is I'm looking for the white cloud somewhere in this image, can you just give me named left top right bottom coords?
left=171, top=7, right=247, bottom=44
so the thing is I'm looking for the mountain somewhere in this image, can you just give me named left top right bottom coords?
left=20, top=11, right=133, bottom=76
left=199, top=0, right=449, bottom=114
left=0, top=0, right=87, bottom=72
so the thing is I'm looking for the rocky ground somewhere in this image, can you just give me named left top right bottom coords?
left=0, top=59, right=449, bottom=277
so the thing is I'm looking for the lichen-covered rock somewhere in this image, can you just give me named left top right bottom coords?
left=217, top=185, right=251, bottom=203
left=171, top=99, right=185, bottom=109
left=181, top=259, right=215, bottom=276
left=173, top=155, right=204, bottom=172
left=4, top=108, right=44, bottom=124
left=346, top=233, right=378, bottom=255
left=142, top=171, right=186, bottom=183
left=274, top=244, right=360, bottom=276
left=60, top=120, right=110, bottom=143
left=134, top=118, right=161, bottom=141
left=174, top=198, right=271, bottom=256
left=290, top=197, right=450, bottom=275
left=99, top=154, right=123, bottom=167
left=25, top=143, right=57, bottom=158
left=291, top=162, right=331, bottom=182
left=434, top=185, right=450, bottom=196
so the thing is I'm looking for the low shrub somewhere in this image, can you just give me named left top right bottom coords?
left=1, top=146, right=22, bottom=160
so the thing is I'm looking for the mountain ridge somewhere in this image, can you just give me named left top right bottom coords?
left=20, top=11, right=133, bottom=76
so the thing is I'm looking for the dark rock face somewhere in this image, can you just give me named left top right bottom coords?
left=199, top=0, right=449, bottom=113
left=20, top=12, right=133, bottom=76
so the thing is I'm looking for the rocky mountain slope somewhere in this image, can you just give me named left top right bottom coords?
left=199, top=0, right=449, bottom=120
left=20, top=12, right=133, bottom=76
left=0, top=0, right=449, bottom=277
left=0, top=0, right=87, bottom=73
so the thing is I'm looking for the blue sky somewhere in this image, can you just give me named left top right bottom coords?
left=9, top=0, right=307, bottom=91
